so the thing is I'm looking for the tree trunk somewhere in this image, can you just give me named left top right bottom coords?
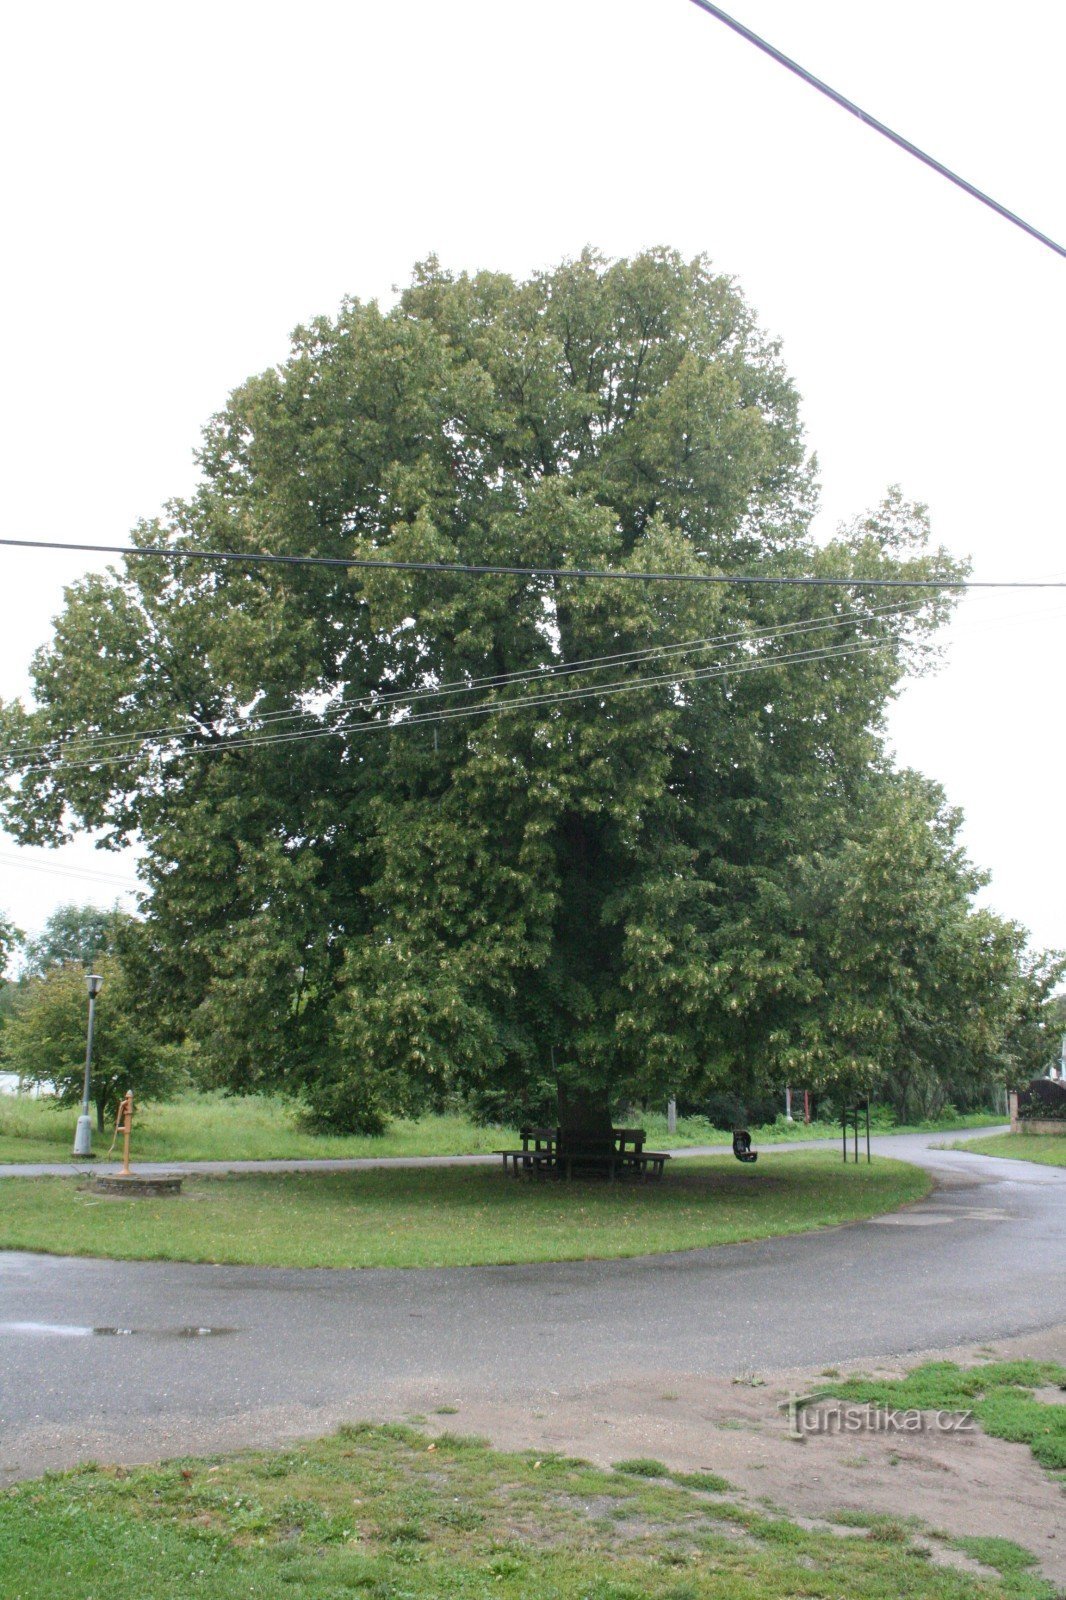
left=556, top=1082, right=614, bottom=1156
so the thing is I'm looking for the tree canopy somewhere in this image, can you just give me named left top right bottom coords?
left=20, top=902, right=135, bottom=979
left=0, top=248, right=1050, bottom=1134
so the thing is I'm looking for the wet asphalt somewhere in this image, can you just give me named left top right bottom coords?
left=0, top=1133, right=1062, bottom=1481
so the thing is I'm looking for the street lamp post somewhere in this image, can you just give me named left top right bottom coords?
left=72, top=973, right=103, bottom=1158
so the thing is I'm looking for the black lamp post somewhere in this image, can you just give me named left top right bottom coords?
left=72, top=972, right=103, bottom=1158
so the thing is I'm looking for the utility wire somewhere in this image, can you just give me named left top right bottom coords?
left=1, top=535, right=1060, bottom=588
left=15, top=592, right=1054, bottom=777
left=14, top=632, right=906, bottom=777
left=0, top=850, right=140, bottom=892
left=2, top=600, right=924, bottom=763
left=687, top=0, right=1066, bottom=261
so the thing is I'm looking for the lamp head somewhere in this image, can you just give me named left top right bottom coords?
left=87, top=973, right=103, bottom=1000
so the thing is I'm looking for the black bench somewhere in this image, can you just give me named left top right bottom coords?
left=732, top=1128, right=758, bottom=1164
left=496, top=1126, right=671, bottom=1180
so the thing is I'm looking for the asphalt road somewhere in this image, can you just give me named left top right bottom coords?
left=1, top=1133, right=1062, bottom=1482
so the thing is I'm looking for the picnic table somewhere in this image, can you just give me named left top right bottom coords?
left=495, top=1126, right=670, bottom=1181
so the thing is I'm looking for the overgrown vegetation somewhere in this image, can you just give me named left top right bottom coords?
left=0, top=1421, right=1054, bottom=1599
left=0, top=1152, right=930, bottom=1269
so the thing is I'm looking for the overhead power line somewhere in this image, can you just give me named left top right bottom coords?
left=688, top=0, right=1066, bottom=261
left=0, top=849, right=140, bottom=892
left=1, top=536, right=1063, bottom=588
left=13, top=631, right=908, bottom=778
left=2, top=600, right=923, bottom=763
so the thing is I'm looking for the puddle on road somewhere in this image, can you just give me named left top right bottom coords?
left=0, top=1321, right=235, bottom=1339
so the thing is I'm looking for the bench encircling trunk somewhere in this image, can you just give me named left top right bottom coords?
left=495, top=1125, right=670, bottom=1181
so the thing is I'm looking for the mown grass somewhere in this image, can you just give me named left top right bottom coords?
left=0, top=1422, right=1053, bottom=1600
left=949, top=1132, right=1066, bottom=1167
left=828, top=1360, right=1066, bottom=1473
left=0, top=1151, right=929, bottom=1269
left=0, top=1088, right=1004, bottom=1165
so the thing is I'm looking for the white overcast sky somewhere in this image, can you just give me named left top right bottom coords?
left=1, top=0, right=1063, bottom=958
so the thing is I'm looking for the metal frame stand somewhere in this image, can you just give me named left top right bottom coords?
left=841, top=1097, right=871, bottom=1163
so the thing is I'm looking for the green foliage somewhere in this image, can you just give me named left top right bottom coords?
left=20, top=902, right=136, bottom=978
left=0, top=248, right=1048, bottom=1131
left=0, top=909, right=20, bottom=979
left=0, top=954, right=183, bottom=1129
left=783, top=773, right=1065, bottom=1115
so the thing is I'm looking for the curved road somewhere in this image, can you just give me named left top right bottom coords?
left=1, top=1133, right=1062, bottom=1482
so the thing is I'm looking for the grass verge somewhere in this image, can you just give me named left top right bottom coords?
left=0, top=1422, right=1053, bottom=1600
left=0, top=1095, right=516, bottom=1165
left=948, top=1132, right=1066, bottom=1168
left=0, top=1088, right=1004, bottom=1165
left=0, top=1151, right=929, bottom=1269
left=828, top=1360, right=1066, bottom=1472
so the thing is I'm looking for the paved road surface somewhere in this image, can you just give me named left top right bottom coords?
left=1, top=1133, right=1062, bottom=1482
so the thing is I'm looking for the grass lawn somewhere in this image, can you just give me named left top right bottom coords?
left=827, top=1360, right=1066, bottom=1473
left=0, top=1088, right=1004, bottom=1165
left=948, top=1132, right=1066, bottom=1168
left=0, top=1150, right=929, bottom=1269
left=1, top=1422, right=1054, bottom=1600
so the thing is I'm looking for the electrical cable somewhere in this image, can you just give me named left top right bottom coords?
left=1, top=599, right=925, bottom=762
left=2, top=535, right=1059, bottom=588
left=0, top=850, right=140, bottom=892
left=14, top=631, right=907, bottom=777
left=688, top=0, right=1066, bottom=260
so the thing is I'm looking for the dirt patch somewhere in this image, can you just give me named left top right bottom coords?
left=412, top=1324, right=1066, bottom=1588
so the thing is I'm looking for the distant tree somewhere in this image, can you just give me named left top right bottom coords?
left=1045, top=992, right=1066, bottom=1035
left=1002, top=964, right=1066, bottom=1087
left=0, top=913, right=22, bottom=1041
left=0, top=911, right=19, bottom=977
left=0, top=954, right=182, bottom=1130
left=786, top=772, right=1065, bottom=1119
left=20, top=903, right=135, bottom=979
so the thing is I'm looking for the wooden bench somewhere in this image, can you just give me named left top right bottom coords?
left=613, top=1126, right=670, bottom=1181
left=555, top=1128, right=671, bottom=1181
left=494, top=1126, right=558, bottom=1177
left=496, top=1125, right=671, bottom=1180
